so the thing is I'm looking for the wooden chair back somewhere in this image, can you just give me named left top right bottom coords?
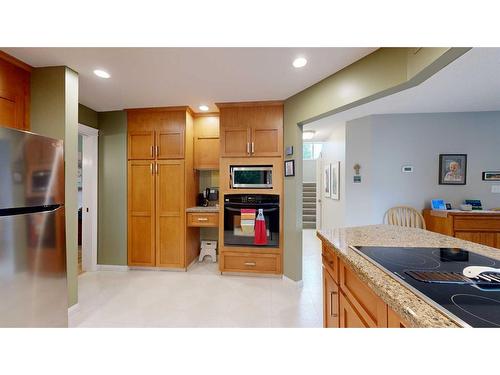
left=384, top=206, right=426, bottom=230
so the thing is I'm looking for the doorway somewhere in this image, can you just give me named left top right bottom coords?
left=78, top=124, right=99, bottom=273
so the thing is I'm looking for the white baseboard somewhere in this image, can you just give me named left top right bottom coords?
left=283, top=275, right=304, bottom=288
left=68, top=303, right=79, bottom=314
left=96, top=264, right=129, bottom=271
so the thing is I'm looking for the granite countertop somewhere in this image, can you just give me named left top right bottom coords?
left=317, top=225, right=500, bottom=328
left=186, top=206, right=220, bottom=213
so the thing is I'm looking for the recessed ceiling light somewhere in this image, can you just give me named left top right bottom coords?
left=293, top=57, right=307, bottom=68
left=93, top=69, right=110, bottom=79
left=303, top=130, right=315, bottom=140
left=199, top=105, right=209, bottom=111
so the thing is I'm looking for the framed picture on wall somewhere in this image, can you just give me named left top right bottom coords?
left=439, top=154, right=467, bottom=185
left=323, top=164, right=331, bottom=198
left=331, top=161, right=340, bottom=200
left=284, top=159, right=295, bottom=177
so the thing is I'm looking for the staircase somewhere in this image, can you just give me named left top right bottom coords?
left=303, top=182, right=317, bottom=229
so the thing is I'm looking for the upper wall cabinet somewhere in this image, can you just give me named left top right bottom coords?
left=194, top=114, right=220, bottom=170
left=127, top=108, right=188, bottom=160
left=0, top=52, right=31, bottom=131
left=217, top=101, right=283, bottom=158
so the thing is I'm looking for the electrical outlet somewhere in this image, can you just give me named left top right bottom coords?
left=492, top=185, right=500, bottom=193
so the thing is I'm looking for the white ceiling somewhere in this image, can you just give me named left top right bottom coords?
left=2, top=47, right=376, bottom=112
left=304, top=48, right=500, bottom=140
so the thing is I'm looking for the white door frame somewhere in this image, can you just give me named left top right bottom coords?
left=78, top=123, right=99, bottom=272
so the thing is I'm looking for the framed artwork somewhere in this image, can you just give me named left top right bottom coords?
left=439, top=154, right=467, bottom=185
left=331, top=161, right=340, bottom=200
left=482, top=171, right=500, bottom=181
left=284, top=159, right=295, bottom=177
left=323, top=164, right=331, bottom=198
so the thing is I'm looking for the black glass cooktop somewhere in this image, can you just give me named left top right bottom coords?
left=353, top=246, right=500, bottom=328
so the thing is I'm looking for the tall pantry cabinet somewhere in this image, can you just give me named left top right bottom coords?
left=127, top=107, right=199, bottom=269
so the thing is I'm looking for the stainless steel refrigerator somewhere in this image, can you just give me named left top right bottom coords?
left=0, top=127, right=67, bottom=327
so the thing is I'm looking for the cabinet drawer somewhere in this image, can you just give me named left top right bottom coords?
left=339, top=260, right=387, bottom=327
left=454, top=217, right=500, bottom=231
left=221, top=252, right=280, bottom=274
left=321, top=243, right=339, bottom=283
left=187, top=212, right=219, bottom=227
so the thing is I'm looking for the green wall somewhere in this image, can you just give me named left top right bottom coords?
left=31, top=66, right=79, bottom=307
left=97, top=111, right=128, bottom=265
left=78, top=103, right=99, bottom=129
left=282, top=47, right=471, bottom=281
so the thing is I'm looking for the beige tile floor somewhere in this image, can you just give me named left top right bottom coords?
left=69, top=229, right=323, bottom=328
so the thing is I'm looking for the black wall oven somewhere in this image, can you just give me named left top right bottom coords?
left=223, top=194, right=279, bottom=248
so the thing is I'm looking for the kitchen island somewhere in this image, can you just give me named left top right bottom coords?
left=317, top=225, right=500, bottom=328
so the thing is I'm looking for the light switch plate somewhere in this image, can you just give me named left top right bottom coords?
left=492, top=185, right=500, bottom=193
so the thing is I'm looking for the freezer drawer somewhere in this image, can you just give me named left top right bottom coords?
left=0, top=206, right=67, bottom=327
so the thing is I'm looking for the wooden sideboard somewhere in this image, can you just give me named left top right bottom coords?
left=423, top=209, right=500, bottom=249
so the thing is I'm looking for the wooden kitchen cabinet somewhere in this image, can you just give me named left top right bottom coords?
left=321, top=242, right=393, bottom=328
left=217, top=101, right=283, bottom=158
left=387, top=307, right=410, bottom=328
left=339, top=292, right=371, bottom=328
left=128, top=108, right=186, bottom=160
left=127, top=160, right=156, bottom=266
left=126, top=107, right=198, bottom=269
left=323, top=267, right=339, bottom=328
left=128, top=131, right=155, bottom=159
left=424, top=209, right=500, bottom=249
left=0, top=52, right=31, bottom=131
left=194, top=114, right=220, bottom=169
left=156, top=160, right=185, bottom=268
left=187, top=212, right=219, bottom=227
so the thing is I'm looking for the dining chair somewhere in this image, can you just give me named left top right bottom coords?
left=383, top=206, right=426, bottom=230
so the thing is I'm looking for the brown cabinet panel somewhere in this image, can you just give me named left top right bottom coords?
left=156, top=160, right=185, bottom=268
left=454, top=218, right=500, bottom=231
left=194, top=137, right=219, bottom=169
left=323, top=268, right=339, bottom=328
left=221, top=252, right=280, bottom=274
left=321, top=244, right=339, bottom=283
left=187, top=212, right=219, bottom=227
left=128, top=161, right=155, bottom=266
left=0, top=54, right=30, bottom=131
left=340, top=260, right=388, bottom=327
left=220, top=127, right=250, bottom=157
left=251, top=127, right=282, bottom=157
left=387, top=307, right=410, bottom=328
left=157, top=130, right=185, bottom=159
left=128, top=131, right=154, bottom=160
left=455, top=231, right=497, bottom=248
left=339, top=292, right=371, bottom=328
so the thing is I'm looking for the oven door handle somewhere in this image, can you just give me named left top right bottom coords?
left=224, top=207, right=279, bottom=213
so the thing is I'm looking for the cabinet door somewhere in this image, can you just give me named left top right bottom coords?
left=455, top=231, right=497, bottom=248
left=194, top=136, right=219, bottom=169
left=323, top=267, right=339, bottom=328
left=156, top=160, right=185, bottom=268
left=128, top=161, right=155, bottom=266
left=251, top=126, right=282, bottom=157
left=128, top=131, right=154, bottom=160
left=157, top=130, right=185, bottom=159
left=387, top=307, right=410, bottom=328
left=220, top=127, right=250, bottom=157
left=339, top=292, right=370, bottom=328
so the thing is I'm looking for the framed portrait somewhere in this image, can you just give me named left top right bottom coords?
left=323, top=164, right=331, bottom=198
left=284, top=159, right=295, bottom=177
left=482, top=171, right=500, bottom=181
left=331, top=161, right=340, bottom=200
left=439, top=154, right=467, bottom=185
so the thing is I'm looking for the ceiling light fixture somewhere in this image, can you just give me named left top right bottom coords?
left=293, top=57, right=307, bottom=68
left=199, top=105, right=209, bottom=112
left=93, top=69, right=110, bottom=79
left=303, top=130, right=315, bottom=140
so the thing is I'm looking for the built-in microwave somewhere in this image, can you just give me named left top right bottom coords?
left=230, top=166, right=273, bottom=189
